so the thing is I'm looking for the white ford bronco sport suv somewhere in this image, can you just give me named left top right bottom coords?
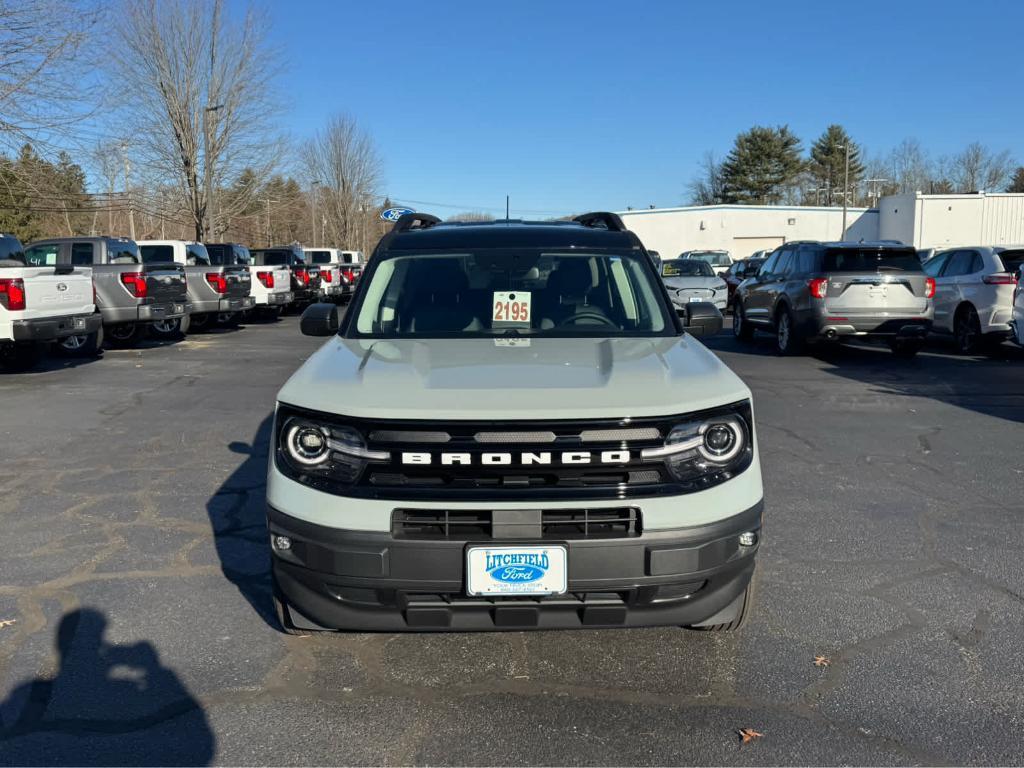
left=268, top=212, right=763, bottom=633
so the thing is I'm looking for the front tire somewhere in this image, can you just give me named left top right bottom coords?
left=272, top=573, right=309, bottom=637
left=106, top=323, right=148, bottom=348
left=733, top=301, right=754, bottom=341
left=688, top=574, right=756, bottom=632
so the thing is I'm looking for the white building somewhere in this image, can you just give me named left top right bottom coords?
left=617, top=192, right=1024, bottom=257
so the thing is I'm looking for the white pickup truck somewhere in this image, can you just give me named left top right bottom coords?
left=1, top=234, right=100, bottom=370
left=205, top=243, right=293, bottom=318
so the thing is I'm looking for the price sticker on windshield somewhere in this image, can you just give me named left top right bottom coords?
left=492, top=291, right=531, bottom=326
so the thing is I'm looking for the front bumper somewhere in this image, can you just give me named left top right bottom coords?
left=11, top=312, right=102, bottom=342
left=268, top=500, right=762, bottom=632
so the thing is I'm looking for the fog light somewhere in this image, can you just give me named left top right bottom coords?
left=273, top=535, right=292, bottom=551
left=738, top=531, right=757, bottom=547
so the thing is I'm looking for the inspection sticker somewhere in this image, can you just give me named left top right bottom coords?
left=492, top=291, right=531, bottom=326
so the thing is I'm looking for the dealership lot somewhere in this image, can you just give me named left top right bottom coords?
left=0, top=317, right=1022, bottom=766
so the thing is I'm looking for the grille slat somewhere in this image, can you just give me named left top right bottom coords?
left=392, top=508, right=641, bottom=540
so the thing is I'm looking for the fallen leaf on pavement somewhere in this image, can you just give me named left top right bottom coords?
left=814, top=655, right=831, bottom=667
left=0, top=619, right=17, bottom=629
left=738, top=728, right=763, bottom=744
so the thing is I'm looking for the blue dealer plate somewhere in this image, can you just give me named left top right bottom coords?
left=466, top=545, right=568, bottom=596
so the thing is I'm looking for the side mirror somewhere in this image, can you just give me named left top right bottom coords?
left=678, top=302, right=723, bottom=338
left=300, top=302, right=340, bottom=337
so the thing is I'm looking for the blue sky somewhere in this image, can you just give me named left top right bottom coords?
left=259, top=0, right=1022, bottom=217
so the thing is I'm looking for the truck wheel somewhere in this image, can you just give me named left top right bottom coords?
left=58, top=325, right=104, bottom=357
left=150, top=318, right=184, bottom=340
left=189, top=312, right=212, bottom=332
left=732, top=302, right=754, bottom=341
left=1, top=341, right=46, bottom=372
left=687, top=575, right=757, bottom=632
left=775, top=307, right=803, bottom=356
left=106, top=323, right=148, bottom=348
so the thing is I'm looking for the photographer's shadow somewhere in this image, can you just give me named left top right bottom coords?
left=0, top=608, right=214, bottom=765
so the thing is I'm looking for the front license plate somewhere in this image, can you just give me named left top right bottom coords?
left=466, top=545, right=567, bottom=596
left=689, top=296, right=704, bottom=302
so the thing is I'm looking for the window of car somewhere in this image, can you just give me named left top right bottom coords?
left=106, top=240, right=140, bottom=264
left=923, top=251, right=951, bottom=277
left=70, top=243, right=94, bottom=265
left=997, top=248, right=1024, bottom=276
left=234, top=246, right=251, bottom=265
left=306, top=250, right=333, bottom=265
left=794, top=246, right=818, bottom=275
left=0, top=236, right=25, bottom=261
left=661, top=259, right=714, bottom=277
left=684, top=251, right=731, bottom=267
left=822, top=247, right=922, bottom=272
left=186, top=243, right=211, bottom=266
left=23, top=243, right=59, bottom=266
left=773, top=248, right=795, bottom=277
left=353, top=250, right=673, bottom=338
left=140, top=245, right=174, bottom=264
left=758, top=250, right=780, bottom=277
left=941, top=250, right=976, bottom=278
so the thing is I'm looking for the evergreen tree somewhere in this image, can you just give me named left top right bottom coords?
left=809, top=125, right=865, bottom=206
left=1007, top=166, right=1024, bottom=193
left=720, top=126, right=804, bottom=204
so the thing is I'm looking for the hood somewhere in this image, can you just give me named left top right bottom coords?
left=277, top=336, right=751, bottom=420
left=663, top=276, right=725, bottom=291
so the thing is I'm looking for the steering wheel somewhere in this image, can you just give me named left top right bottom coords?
left=560, top=310, right=617, bottom=328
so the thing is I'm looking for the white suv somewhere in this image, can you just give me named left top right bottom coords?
left=923, top=247, right=1023, bottom=353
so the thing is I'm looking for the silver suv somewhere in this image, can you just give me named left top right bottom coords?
left=923, top=246, right=1023, bottom=354
left=733, top=241, right=935, bottom=357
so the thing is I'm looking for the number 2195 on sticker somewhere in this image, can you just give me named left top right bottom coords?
left=492, top=291, right=531, bottom=325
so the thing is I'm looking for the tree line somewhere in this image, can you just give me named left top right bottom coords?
left=688, top=125, right=1023, bottom=207
left=0, top=0, right=388, bottom=252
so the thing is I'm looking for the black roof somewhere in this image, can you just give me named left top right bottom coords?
left=385, top=219, right=640, bottom=252
left=787, top=240, right=911, bottom=249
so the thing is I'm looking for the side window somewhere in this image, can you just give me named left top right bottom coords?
left=71, top=243, right=94, bottom=265
left=968, top=250, right=984, bottom=274
left=774, top=248, right=794, bottom=277
left=943, top=250, right=974, bottom=278
left=795, top=246, right=818, bottom=275
left=234, top=247, right=251, bottom=266
left=923, top=251, right=951, bottom=277
left=23, top=244, right=60, bottom=266
left=759, top=251, right=780, bottom=277
left=186, top=245, right=210, bottom=266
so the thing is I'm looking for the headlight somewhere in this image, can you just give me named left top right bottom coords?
left=641, top=408, right=752, bottom=485
left=278, top=414, right=390, bottom=485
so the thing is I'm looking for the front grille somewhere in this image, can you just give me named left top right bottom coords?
left=392, top=507, right=642, bottom=540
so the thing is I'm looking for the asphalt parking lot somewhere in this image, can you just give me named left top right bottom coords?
left=1, top=316, right=1023, bottom=766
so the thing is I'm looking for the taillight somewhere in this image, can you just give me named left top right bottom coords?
left=295, top=268, right=310, bottom=285
left=205, top=272, right=228, bottom=294
left=341, top=268, right=355, bottom=282
left=808, top=277, right=828, bottom=299
left=120, top=272, right=148, bottom=298
left=982, top=273, right=1017, bottom=285
left=321, top=270, right=332, bottom=282
left=257, top=270, right=274, bottom=289
left=924, top=277, right=936, bottom=299
left=0, top=277, right=26, bottom=311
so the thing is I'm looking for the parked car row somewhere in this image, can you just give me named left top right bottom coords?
left=0, top=232, right=363, bottom=371
left=724, top=240, right=1023, bottom=357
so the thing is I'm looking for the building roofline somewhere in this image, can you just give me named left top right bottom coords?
left=617, top=204, right=877, bottom=216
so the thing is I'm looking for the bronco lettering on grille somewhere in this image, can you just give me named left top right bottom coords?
left=400, top=451, right=631, bottom=466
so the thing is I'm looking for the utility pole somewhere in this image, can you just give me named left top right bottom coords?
left=203, top=104, right=224, bottom=239
left=261, top=198, right=277, bottom=246
left=310, top=180, right=320, bottom=247
left=121, top=143, right=135, bottom=240
left=839, top=143, right=850, bottom=240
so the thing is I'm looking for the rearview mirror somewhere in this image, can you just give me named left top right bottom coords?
left=678, top=302, right=723, bottom=338
left=300, top=302, right=340, bottom=337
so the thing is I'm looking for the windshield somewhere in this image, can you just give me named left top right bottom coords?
left=685, top=251, right=731, bottom=267
left=823, top=248, right=922, bottom=272
left=353, top=249, right=673, bottom=338
left=662, top=259, right=714, bottom=277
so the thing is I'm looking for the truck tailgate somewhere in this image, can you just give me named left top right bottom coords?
left=144, top=263, right=189, bottom=302
left=16, top=266, right=94, bottom=320
left=223, top=265, right=252, bottom=300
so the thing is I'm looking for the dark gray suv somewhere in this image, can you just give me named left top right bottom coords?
left=732, top=241, right=935, bottom=357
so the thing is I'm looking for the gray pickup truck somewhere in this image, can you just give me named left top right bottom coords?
left=23, top=237, right=188, bottom=349
left=138, top=240, right=254, bottom=336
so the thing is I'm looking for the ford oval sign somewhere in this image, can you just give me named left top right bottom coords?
left=484, top=551, right=549, bottom=584
left=380, top=207, right=415, bottom=222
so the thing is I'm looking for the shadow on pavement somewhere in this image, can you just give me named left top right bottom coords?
left=0, top=608, right=214, bottom=765
left=704, top=326, right=1024, bottom=424
left=209, top=413, right=279, bottom=629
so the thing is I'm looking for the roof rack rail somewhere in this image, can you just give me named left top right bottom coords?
left=392, top=212, right=442, bottom=233
left=573, top=212, right=627, bottom=232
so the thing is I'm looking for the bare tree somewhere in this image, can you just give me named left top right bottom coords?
left=0, top=0, right=100, bottom=153
left=110, top=0, right=281, bottom=240
left=949, top=142, right=1014, bottom=193
left=302, top=115, right=382, bottom=251
left=686, top=151, right=725, bottom=205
